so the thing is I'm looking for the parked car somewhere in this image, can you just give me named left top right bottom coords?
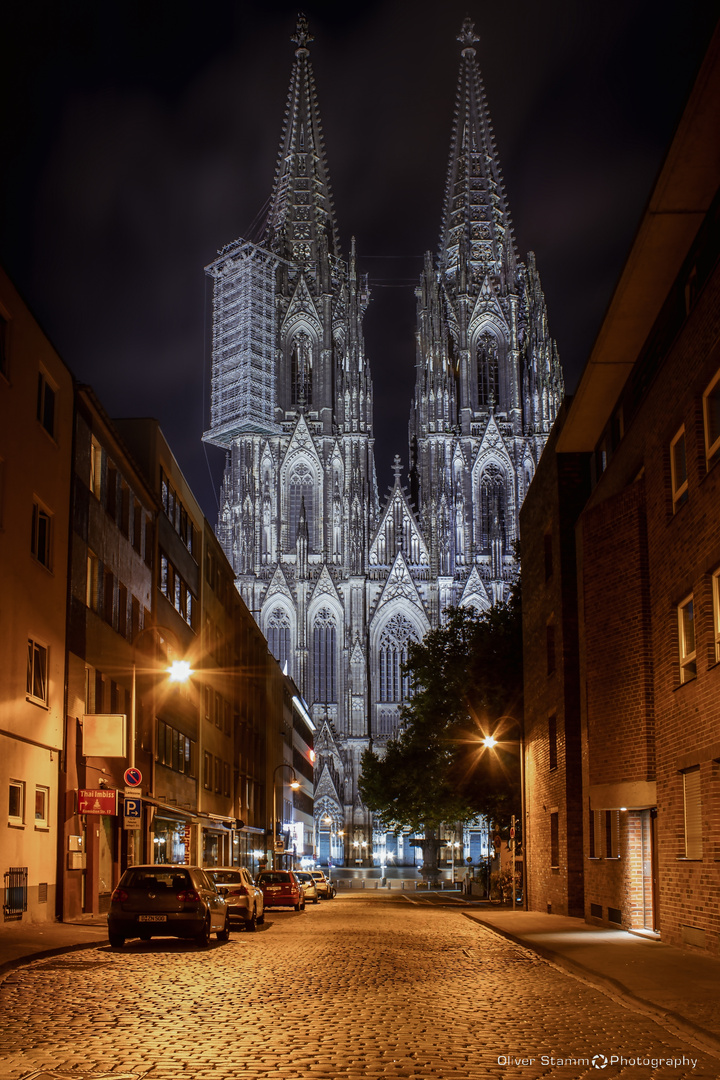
left=256, top=869, right=305, bottom=911
left=108, top=864, right=229, bottom=948
left=311, top=870, right=336, bottom=899
left=294, top=870, right=319, bottom=903
left=207, top=866, right=265, bottom=931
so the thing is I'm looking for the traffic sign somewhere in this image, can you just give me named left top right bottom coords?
left=124, top=767, right=142, bottom=787
left=123, top=797, right=142, bottom=830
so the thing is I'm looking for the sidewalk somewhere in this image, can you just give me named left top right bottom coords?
left=464, top=908, right=720, bottom=1055
left=0, top=917, right=108, bottom=976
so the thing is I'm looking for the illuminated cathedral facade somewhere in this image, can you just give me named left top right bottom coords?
left=203, top=17, right=563, bottom=863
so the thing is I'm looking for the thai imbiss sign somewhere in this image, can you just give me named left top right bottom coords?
left=78, top=788, right=118, bottom=815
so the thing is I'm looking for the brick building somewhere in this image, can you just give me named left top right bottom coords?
left=521, top=25, right=720, bottom=952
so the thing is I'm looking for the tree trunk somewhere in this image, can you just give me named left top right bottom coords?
left=418, top=827, right=442, bottom=884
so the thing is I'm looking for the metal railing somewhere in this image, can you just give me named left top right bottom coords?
left=3, top=867, right=28, bottom=920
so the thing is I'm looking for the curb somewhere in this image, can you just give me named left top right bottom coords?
left=0, top=936, right=109, bottom=980
left=463, top=912, right=720, bottom=1059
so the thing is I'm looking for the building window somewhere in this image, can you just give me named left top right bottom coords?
left=678, top=594, right=696, bottom=683
left=478, top=464, right=506, bottom=554
left=37, top=370, right=56, bottom=438
left=550, top=812, right=559, bottom=868
left=605, top=810, right=620, bottom=858
left=86, top=552, right=99, bottom=610
left=214, top=757, right=222, bottom=794
left=27, top=639, right=48, bottom=706
left=160, top=551, right=195, bottom=627
left=703, top=369, right=720, bottom=465
left=476, top=331, right=500, bottom=409
left=288, top=462, right=314, bottom=549
left=223, top=762, right=231, bottom=798
left=313, top=607, right=337, bottom=704
left=203, top=751, right=212, bottom=791
left=89, top=437, right=102, bottom=499
left=9, top=781, right=24, bottom=825
left=267, top=608, right=291, bottom=673
left=35, top=786, right=49, bottom=828
left=683, top=767, right=702, bottom=859
left=30, top=501, right=52, bottom=569
left=548, top=714, right=557, bottom=771
left=156, top=719, right=195, bottom=777
left=378, top=612, right=416, bottom=704
left=670, top=427, right=688, bottom=511
left=160, top=468, right=195, bottom=554
left=106, top=462, right=118, bottom=520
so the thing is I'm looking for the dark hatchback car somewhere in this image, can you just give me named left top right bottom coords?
left=108, top=864, right=229, bottom=948
left=256, top=869, right=305, bottom=911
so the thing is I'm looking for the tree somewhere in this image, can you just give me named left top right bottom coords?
left=359, top=589, right=522, bottom=878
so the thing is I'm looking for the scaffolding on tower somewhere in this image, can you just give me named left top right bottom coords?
left=203, top=239, right=283, bottom=448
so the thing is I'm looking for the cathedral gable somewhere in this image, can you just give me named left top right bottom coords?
left=315, top=760, right=342, bottom=805
left=468, top=275, right=508, bottom=336
left=471, top=414, right=515, bottom=480
left=459, top=565, right=492, bottom=611
left=371, top=551, right=428, bottom=624
left=262, top=562, right=295, bottom=606
left=280, top=274, right=323, bottom=339
left=368, top=484, right=429, bottom=569
left=310, top=563, right=342, bottom=608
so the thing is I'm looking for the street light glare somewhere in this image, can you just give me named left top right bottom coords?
left=483, top=735, right=498, bottom=748
left=290, top=779, right=301, bottom=790
left=167, top=660, right=192, bottom=683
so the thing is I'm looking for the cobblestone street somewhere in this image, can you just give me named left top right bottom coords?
left=1, top=896, right=718, bottom=1080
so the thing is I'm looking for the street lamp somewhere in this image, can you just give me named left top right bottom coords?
left=272, top=764, right=300, bottom=869
left=130, top=626, right=193, bottom=770
left=480, top=720, right=525, bottom=910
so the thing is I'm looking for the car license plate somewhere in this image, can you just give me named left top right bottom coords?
left=267, top=886, right=279, bottom=891
left=138, top=915, right=167, bottom=922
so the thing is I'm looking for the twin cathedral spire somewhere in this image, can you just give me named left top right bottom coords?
left=203, top=16, right=562, bottom=859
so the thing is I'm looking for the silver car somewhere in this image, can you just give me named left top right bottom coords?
left=294, top=870, right=320, bottom=903
left=207, top=866, right=265, bottom=931
left=311, top=870, right=336, bottom=899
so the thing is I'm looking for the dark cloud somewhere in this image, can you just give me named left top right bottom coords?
left=2, top=0, right=717, bottom=516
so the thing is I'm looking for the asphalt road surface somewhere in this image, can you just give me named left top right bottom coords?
left=2, top=894, right=718, bottom=1080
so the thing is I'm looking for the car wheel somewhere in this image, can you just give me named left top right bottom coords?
left=245, top=907, right=257, bottom=932
left=257, top=910, right=265, bottom=925
left=196, top=914, right=212, bottom=948
left=217, top=912, right=230, bottom=942
left=109, top=933, right=125, bottom=949
left=294, top=900, right=301, bottom=911
left=300, top=898, right=306, bottom=911
left=313, top=896, right=319, bottom=904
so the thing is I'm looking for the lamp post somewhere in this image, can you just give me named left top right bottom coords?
left=481, top=720, right=526, bottom=910
left=128, top=626, right=192, bottom=867
left=272, top=764, right=300, bottom=869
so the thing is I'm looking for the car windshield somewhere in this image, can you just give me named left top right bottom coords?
left=209, top=870, right=242, bottom=885
left=311, top=872, right=325, bottom=879
left=296, top=873, right=312, bottom=882
left=259, top=872, right=291, bottom=884
left=122, top=869, right=191, bottom=890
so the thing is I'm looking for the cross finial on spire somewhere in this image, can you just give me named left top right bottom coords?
left=457, top=17, right=479, bottom=52
left=292, top=13, right=313, bottom=52
left=392, top=455, right=403, bottom=486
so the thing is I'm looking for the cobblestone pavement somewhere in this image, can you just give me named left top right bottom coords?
left=1, top=897, right=719, bottom=1080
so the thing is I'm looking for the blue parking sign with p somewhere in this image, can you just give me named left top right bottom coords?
left=124, top=797, right=142, bottom=829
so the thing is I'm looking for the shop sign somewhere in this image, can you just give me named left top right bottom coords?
left=78, top=789, right=118, bottom=815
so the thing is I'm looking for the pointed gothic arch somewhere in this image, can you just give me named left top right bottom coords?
left=265, top=605, right=293, bottom=675
left=477, top=461, right=507, bottom=555
left=290, top=328, right=314, bottom=409
left=376, top=610, right=419, bottom=704
left=286, top=459, right=317, bottom=550
left=312, top=605, right=338, bottom=705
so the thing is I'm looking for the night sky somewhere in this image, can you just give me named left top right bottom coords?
left=2, top=1, right=718, bottom=521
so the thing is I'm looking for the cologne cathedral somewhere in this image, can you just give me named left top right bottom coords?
left=203, top=16, right=563, bottom=863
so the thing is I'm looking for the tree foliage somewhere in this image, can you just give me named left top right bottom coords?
left=359, top=589, right=523, bottom=834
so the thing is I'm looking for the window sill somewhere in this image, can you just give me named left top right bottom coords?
left=676, top=857, right=703, bottom=862
left=8, top=821, right=25, bottom=829
left=26, top=696, right=49, bottom=710
left=34, top=825, right=50, bottom=832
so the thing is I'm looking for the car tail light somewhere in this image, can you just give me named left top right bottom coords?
left=228, top=886, right=249, bottom=896
left=176, top=889, right=201, bottom=902
left=111, top=888, right=128, bottom=902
